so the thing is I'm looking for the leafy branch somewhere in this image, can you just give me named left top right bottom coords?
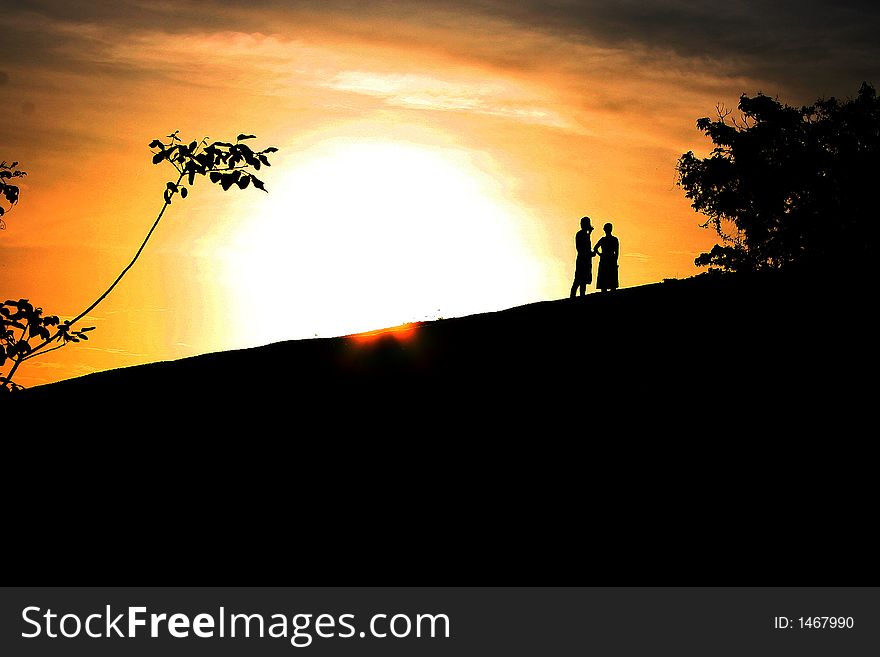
left=1, top=132, right=277, bottom=394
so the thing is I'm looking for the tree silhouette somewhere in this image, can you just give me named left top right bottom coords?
left=677, top=82, right=880, bottom=273
left=1, top=132, right=276, bottom=394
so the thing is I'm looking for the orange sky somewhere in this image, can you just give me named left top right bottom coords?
left=2, top=1, right=878, bottom=387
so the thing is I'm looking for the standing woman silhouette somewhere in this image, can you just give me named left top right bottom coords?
left=593, top=222, right=619, bottom=292
left=569, top=216, right=594, bottom=298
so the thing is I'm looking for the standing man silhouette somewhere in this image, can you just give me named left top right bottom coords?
left=594, top=222, right=619, bottom=292
left=569, top=216, right=594, bottom=298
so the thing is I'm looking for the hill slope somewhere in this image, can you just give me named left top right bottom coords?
left=8, top=271, right=877, bottom=583
left=14, top=271, right=873, bottom=433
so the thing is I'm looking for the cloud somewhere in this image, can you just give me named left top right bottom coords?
left=323, top=70, right=573, bottom=128
left=80, top=346, right=148, bottom=358
left=246, top=2, right=880, bottom=98
left=458, top=1, right=880, bottom=94
left=6, top=1, right=878, bottom=108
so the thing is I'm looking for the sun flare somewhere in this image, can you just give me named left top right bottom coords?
left=222, top=139, right=544, bottom=347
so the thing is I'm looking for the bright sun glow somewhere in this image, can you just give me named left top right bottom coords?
left=222, top=140, right=544, bottom=347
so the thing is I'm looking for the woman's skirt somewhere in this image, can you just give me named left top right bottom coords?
left=596, top=257, right=618, bottom=289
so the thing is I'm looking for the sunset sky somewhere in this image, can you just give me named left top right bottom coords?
left=3, top=0, right=879, bottom=387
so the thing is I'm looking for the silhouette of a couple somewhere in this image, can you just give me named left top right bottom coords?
left=570, top=216, right=619, bottom=297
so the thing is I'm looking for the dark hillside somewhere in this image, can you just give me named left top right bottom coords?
left=16, top=271, right=873, bottom=434
left=10, top=271, right=876, bottom=584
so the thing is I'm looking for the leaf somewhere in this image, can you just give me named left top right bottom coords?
left=180, top=187, right=188, bottom=198
left=219, top=171, right=241, bottom=191
left=152, top=151, right=166, bottom=164
left=237, top=134, right=257, bottom=141
left=148, top=139, right=164, bottom=149
left=237, top=174, right=250, bottom=190
left=250, top=175, right=267, bottom=192
left=3, top=186, right=19, bottom=204
left=188, top=169, right=196, bottom=186
left=262, top=147, right=279, bottom=153
left=209, top=171, right=222, bottom=183
left=166, top=182, right=178, bottom=192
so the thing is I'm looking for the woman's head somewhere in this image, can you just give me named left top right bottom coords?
left=581, top=216, right=593, bottom=232
left=603, top=222, right=613, bottom=234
